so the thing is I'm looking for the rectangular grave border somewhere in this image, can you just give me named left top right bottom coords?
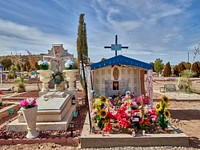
left=80, top=113, right=189, bottom=148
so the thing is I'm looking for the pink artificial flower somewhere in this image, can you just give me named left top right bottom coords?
left=110, top=108, right=117, bottom=116
left=149, top=109, right=156, bottom=115
left=151, top=115, right=158, bottom=122
left=31, top=99, right=37, bottom=106
left=91, top=110, right=97, bottom=118
left=19, top=99, right=29, bottom=107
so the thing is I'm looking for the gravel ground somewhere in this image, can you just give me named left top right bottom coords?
left=83, top=146, right=193, bottom=150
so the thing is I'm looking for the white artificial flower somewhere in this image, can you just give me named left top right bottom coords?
left=38, top=61, right=42, bottom=65
left=65, top=63, right=70, bottom=68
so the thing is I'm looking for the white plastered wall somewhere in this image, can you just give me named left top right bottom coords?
left=93, top=65, right=141, bottom=97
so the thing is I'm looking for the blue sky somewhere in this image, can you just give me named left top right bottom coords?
left=0, top=0, right=200, bottom=65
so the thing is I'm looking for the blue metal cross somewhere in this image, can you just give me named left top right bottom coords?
left=104, top=35, right=128, bottom=56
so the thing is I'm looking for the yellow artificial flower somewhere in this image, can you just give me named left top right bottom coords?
left=99, top=109, right=107, bottom=119
left=100, top=95, right=107, bottom=102
left=94, top=98, right=103, bottom=106
left=164, top=109, right=171, bottom=119
left=162, top=95, right=169, bottom=107
left=156, top=102, right=162, bottom=113
left=106, top=99, right=111, bottom=109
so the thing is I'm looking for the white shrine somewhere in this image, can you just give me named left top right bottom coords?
left=89, top=55, right=153, bottom=96
left=85, top=35, right=154, bottom=108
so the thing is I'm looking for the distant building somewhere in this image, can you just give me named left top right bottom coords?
left=43, top=44, right=74, bottom=71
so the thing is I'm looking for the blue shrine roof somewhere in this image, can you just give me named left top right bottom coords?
left=91, top=55, right=153, bottom=70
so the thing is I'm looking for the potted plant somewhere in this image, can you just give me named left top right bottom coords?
left=37, top=60, right=52, bottom=92
left=63, top=60, right=77, bottom=91
left=19, top=98, right=39, bottom=138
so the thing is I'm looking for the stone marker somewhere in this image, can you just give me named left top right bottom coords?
left=164, top=84, right=176, bottom=92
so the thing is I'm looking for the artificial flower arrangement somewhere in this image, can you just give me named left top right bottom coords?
left=19, top=98, right=37, bottom=109
left=52, top=72, right=64, bottom=85
left=156, top=95, right=171, bottom=130
left=38, top=60, right=51, bottom=70
left=91, top=96, right=112, bottom=132
left=91, top=92, right=171, bottom=134
left=65, top=60, right=74, bottom=70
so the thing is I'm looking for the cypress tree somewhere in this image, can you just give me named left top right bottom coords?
left=83, top=22, right=88, bottom=64
left=76, top=14, right=88, bottom=73
left=163, top=62, right=171, bottom=77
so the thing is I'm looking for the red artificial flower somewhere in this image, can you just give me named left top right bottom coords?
left=130, top=109, right=140, bottom=116
left=115, top=107, right=128, bottom=119
left=0, top=90, right=2, bottom=95
left=118, top=118, right=131, bottom=128
left=107, top=112, right=113, bottom=119
left=104, top=123, right=111, bottom=131
left=139, top=118, right=150, bottom=125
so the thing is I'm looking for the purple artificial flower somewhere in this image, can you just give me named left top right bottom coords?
left=109, top=99, right=115, bottom=106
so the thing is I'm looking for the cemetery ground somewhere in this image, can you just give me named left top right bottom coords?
left=0, top=78, right=200, bottom=149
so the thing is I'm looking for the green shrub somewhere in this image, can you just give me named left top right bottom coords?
left=16, top=75, right=26, bottom=93
left=178, top=77, right=192, bottom=93
left=17, top=83, right=25, bottom=93
left=7, top=73, right=15, bottom=79
left=178, top=70, right=195, bottom=93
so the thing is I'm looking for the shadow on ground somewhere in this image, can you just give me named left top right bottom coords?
left=169, top=109, right=200, bottom=120
left=189, top=137, right=200, bottom=148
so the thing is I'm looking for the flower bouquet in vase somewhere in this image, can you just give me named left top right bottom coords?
left=38, top=60, right=50, bottom=70
left=63, top=60, right=77, bottom=91
left=19, top=98, right=39, bottom=138
left=37, top=60, right=52, bottom=92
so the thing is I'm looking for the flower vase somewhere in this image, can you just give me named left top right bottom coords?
left=63, top=70, right=77, bottom=91
left=22, top=106, right=39, bottom=139
left=37, top=70, right=52, bottom=92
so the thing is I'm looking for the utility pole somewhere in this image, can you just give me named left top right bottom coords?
left=188, top=52, right=189, bottom=62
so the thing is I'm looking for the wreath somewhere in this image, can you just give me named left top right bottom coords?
left=52, top=72, right=64, bottom=85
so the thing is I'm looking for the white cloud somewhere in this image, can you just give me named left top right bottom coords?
left=0, top=19, right=76, bottom=56
left=89, top=0, right=197, bottom=63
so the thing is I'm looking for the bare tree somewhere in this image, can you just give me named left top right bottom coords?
left=190, top=42, right=200, bottom=73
